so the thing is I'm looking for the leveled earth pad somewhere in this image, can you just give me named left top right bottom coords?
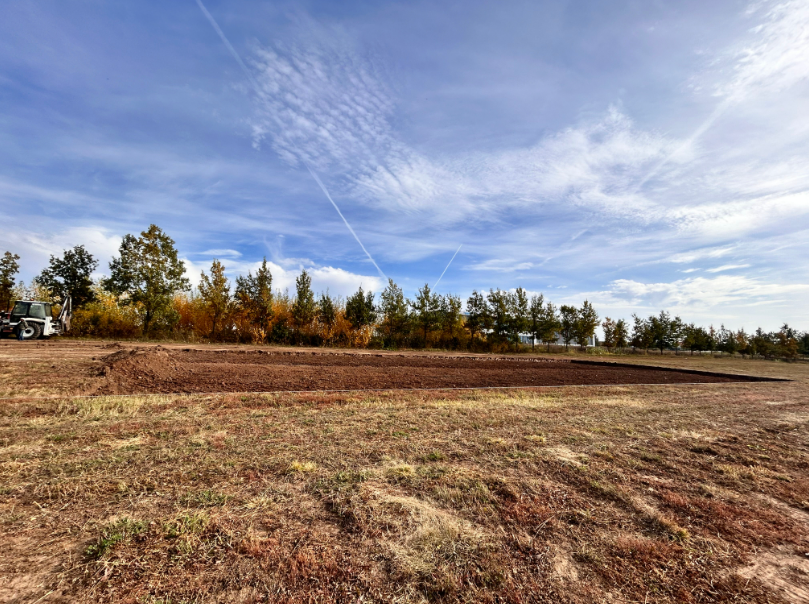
left=96, top=348, right=774, bottom=395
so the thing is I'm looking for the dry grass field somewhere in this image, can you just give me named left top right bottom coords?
left=1, top=340, right=808, bottom=603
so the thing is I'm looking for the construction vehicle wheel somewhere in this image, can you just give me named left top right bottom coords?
left=20, top=323, right=42, bottom=340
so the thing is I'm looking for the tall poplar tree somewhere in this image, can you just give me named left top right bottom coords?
left=291, top=269, right=317, bottom=335
left=317, top=292, right=337, bottom=344
left=346, top=286, right=376, bottom=330
left=487, top=289, right=512, bottom=343
left=199, top=259, right=232, bottom=339
left=559, top=305, right=578, bottom=351
left=510, top=287, right=530, bottom=350
left=413, top=284, right=440, bottom=344
left=614, top=319, right=629, bottom=349
left=235, top=258, right=274, bottom=339
left=539, top=301, right=561, bottom=352
left=575, top=300, right=599, bottom=350
left=379, top=279, right=409, bottom=347
left=465, top=290, right=489, bottom=346
left=528, top=294, right=545, bottom=350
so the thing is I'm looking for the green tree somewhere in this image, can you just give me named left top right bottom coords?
left=735, top=328, right=751, bottom=356
left=682, top=323, right=709, bottom=355
left=509, top=287, right=530, bottom=350
left=614, top=319, right=629, bottom=349
left=465, top=290, right=489, bottom=346
left=775, top=327, right=799, bottom=359
left=317, top=292, right=337, bottom=344
left=235, top=258, right=274, bottom=340
left=413, top=284, right=440, bottom=345
left=37, top=245, right=98, bottom=307
left=487, top=289, right=512, bottom=343
left=559, top=305, right=578, bottom=351
left=601, top=317, right=616, bottom=350
left=574, top=300, right=599, bottom=350
left=648, top=311, right=681, bottom=354
left=345, top=286, right=376, bottom=330
left=716, top=324, right=738, bottom=356
left=780, top=323, right=797, bottom=340
left=796, top=332, right=809, bottom=356
left=631, top=314, right=653, bottom=352
left=539, top=301, right=561, bottom=352
left=0, top=251, right=21, bottom=312
left=438, top=293, right=464, bottom=349
left=749, top=328, right=770, bottom=358
left=103, top=225, right=190, bottom=336
left=528, top=294, right=545, bottom=350
left=379, top=279, right=410, bottom=347
left=291, top=270, right=317, bottom=338
left=198, top=259, right=232, bottom=339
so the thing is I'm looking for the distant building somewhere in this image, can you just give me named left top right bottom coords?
left=459, top=314, right=597, bottom=347
left=519, top=333, right=597, bottom=347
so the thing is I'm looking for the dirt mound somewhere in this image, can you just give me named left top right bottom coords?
left=93, top=347, right=761, bottom=396
left=97, top=346, right=178, bottom=394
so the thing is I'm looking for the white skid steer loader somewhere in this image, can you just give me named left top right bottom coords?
left=0, top=295, right=72, bottom=340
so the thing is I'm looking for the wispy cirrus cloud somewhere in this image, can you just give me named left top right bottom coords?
left=583, top=275, right=809, bottom=315
left=249, top=43, right=675, bottom=223
left=246, top=0, right=809, bottom=242
left=667, top=245, right=737, bottom=264
left=705, top=264, right=751, bottom=273
left=715, top=0, right=809, bottom=102
left=198, top=249, right=242, bottom=258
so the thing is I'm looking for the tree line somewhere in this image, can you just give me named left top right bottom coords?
left=2, top=224, right=808, bottom=358
left=609, top=310, right=805, bottom=359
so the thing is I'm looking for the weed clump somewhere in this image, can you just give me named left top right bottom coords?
left=287, top=460, right=317, bottom=474
left=85, top=517, right=145, bottom=559
left=180, top=489, right=229, bottom=507
left=164, top=511, right=208, bottom=538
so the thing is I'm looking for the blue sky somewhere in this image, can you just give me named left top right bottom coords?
left=2, top=0, right=808, bottom=330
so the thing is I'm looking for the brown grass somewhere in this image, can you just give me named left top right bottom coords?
left=0, top=340, right=808, bottom=603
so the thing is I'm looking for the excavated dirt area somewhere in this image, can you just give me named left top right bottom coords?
left=95, top=347, right=772, bottom=395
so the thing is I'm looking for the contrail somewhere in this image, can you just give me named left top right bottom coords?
left=193, top=0, right=387, bottom=281
left=305, top=164, right=388, bottom=281
left=637, top=98, right=733, bottom=190
left=194, top=0, right=260, bottom=92
left=433, top=244, right=462, bottom=289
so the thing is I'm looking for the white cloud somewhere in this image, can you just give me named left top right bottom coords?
left=705, top=264, right=751, bottom=273
left=666, top=190, right=809, bottom=237
left=198, top=249, right=242, bottom=258
left=465, top=259, right=536, bottom=272
left=667, top=245, right=737, bottom=264
left=182, top=256, right=381, bottom=297
left=0, top=226, right=122, bottom=281
left=307, top=265, right=383, bottom=297
left=717, top=0, right=809, bottom=102
left=584, top=275, right=809, bottom=315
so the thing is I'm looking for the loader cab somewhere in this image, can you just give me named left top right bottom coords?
left=10, top=301, right=52, bottom=321
left=2, top=300, right=58, bottom=340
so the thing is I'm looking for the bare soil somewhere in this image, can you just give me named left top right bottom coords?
left=94, top=347, right=765, bottom=396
